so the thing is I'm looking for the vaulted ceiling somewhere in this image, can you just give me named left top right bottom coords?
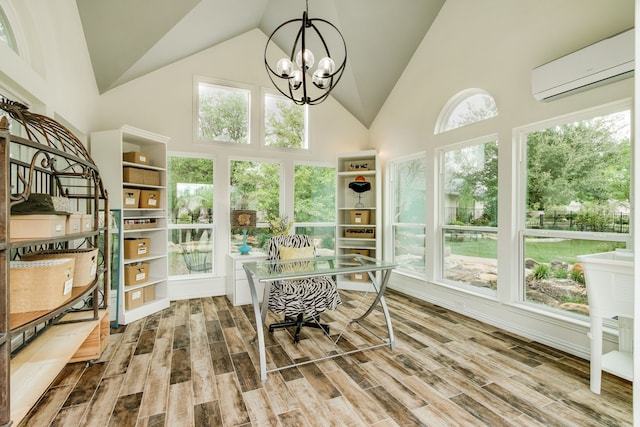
left=76, top=0, right=446, bottom=128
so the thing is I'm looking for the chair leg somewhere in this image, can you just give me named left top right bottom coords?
left=269, top=313, right=330, bottom=344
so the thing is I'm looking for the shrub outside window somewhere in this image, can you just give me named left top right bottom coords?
left=197, top=81, right=250, bottom=144
left=520, top=104, right=631, bottom=316
left=441, top=138, right=498, bottom=291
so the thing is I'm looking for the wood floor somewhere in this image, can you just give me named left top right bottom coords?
left=17, top=290, right=632, bottom=427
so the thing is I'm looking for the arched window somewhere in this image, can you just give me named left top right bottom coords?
left=435, top=89, right=497, bottom=134
left=0, top=6, right=17, bottom=53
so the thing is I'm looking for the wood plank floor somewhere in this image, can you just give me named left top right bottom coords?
left=17, top=290, right=632, bottom=426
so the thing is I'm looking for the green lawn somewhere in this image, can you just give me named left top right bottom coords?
left=446, top=235, right=625, bottom=264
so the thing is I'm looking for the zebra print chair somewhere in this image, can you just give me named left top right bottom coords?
left=266, top=234, right=341, bottom=343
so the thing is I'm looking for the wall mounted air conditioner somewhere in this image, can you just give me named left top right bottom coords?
left=531, top=28, right=634, bottom=101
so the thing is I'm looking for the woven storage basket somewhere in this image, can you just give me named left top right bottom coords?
left=10, top=258, right=75, bottom=313
left=22, top=248, right=98, bottom=287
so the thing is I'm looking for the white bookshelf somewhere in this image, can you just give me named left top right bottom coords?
left=336, top=150, right=381, bottom=290
left=91, top=125, right=170, bottom=324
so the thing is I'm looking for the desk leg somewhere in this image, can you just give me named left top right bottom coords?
left=352, top=268, right=395, bottom=350
left=244, top=266, right=268, bottom=382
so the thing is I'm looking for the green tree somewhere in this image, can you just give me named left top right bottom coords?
left=526, top=113, right=630, bottom=211
left=167, top=157, right=214, bottom=219
left=294, top=165, right=335, bottom=222
left=265, top=99, right=305, bottom=148
left=230, top=160, right=280, bottom=221
left=198, top=87, right=248, bottom=143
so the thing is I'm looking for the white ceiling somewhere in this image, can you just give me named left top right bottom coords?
left=76, top=0, right=446, bottom=128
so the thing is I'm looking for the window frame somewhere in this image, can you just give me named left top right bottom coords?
left=293, top=161, right=336, bottom=254
left=193, top=75, right=258, bottom=147
left=515, top=99, right=632, bottom=316
left=435, top=88, right=498, bottom=134
left=387, top=152, right=428, bottom=279
left=438, top=134, right=499, bottom=294
left=166, top=152, right=216, bottom=280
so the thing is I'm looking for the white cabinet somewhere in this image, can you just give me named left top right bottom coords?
left=336, top=150, right=381, bottom=288
left=91, top=125, right=170, bottom=324
left=226, top=253, right=267, bottom=306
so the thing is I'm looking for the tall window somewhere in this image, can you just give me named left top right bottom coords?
left=264, top=92, right=307, bottom=149
left=196, top=79, right=250, bottom=144
left=294, top=164, right=335, bottom=254
left=441, top=138, right=498, bottom=292
left=435, top=89, right=498, bottom=134
left=389, top=154, right=427, bottom=277
left=520, top=103, right=631, bottom=316
left=230, top=159, right=281, bottom=252
left=167, top=156, right=214, bottom=277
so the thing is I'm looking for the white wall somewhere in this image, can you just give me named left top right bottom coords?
left=0, top=0, right=99, bottom=137
left=370, top=0, right=634, bottom=361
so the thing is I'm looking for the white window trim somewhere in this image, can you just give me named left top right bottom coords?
left=166, top=151, right=216, bottom=280
left=515, top=98, right=632, bottom=311
left=193, top=75, right=259, bottom=147
left=437, top=134, right=499, bottom=292
left=386, top=152, right=428, bottom=279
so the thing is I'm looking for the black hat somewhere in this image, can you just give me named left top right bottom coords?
left=11, top=193, right=68, bottom=215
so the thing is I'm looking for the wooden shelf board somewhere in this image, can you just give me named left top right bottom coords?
left=10, top=309, right=108, bottom=425
left=9, top=283, right=97, bottom=330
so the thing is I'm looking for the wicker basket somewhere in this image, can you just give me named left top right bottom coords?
left=22, top=248, right=98, bottom=287
left=10, top=258, right=75, bottom=313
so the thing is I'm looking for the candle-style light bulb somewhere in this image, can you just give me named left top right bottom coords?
left=289, top=70, right=303, bottom=90
left=295, top=49, right=315, bottom=70
left=316, top=57, right=336, bottom=77
left=276, top=58, right=293, bottom=77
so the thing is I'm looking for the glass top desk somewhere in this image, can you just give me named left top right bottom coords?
left=243, top=254, right=397, bottom=381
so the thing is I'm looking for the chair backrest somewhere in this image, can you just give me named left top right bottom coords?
left=267, top=235, right=316, bottom=261
left=181, top=247, right=212, bottom=273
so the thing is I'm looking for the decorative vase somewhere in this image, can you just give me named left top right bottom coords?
left=238, top=229, right=251, bottom=255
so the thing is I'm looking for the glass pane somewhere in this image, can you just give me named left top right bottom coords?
left=443, top=229, right=497, bottom=289
left=294, top=165, right=335, bottom=222
left=393, top=225, right=426, bottom=276
left=523, top=237, right=626, bottom=314
left=198, top=83, right=249, bottom=144
left=230, top=228, right=271, bottom=255
left=393, top=157, right=426, bottom=223
left=443, top=141, right=498, bottom=226
left=525, top=110, right=631, bottom=233
left=169, top=228, right=213, bottom=276
left=295, top=226, right=336, bottom=255
left=167, top=157, right=214, bottom=225
left=264, top=93, right=306, bottom=148
left=443, top=93, right=497, bottom=132
left=230, top=160, right=280, bottom=222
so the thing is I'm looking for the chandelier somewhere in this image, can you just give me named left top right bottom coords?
left=264, top=0, right=347, bottom=105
